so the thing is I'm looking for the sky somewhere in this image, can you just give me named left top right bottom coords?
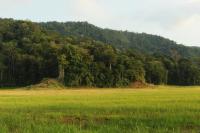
left=0, top=0, right=200, bottom=46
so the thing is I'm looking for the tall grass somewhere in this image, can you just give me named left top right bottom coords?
left=0, top=86, right=199, bottom=132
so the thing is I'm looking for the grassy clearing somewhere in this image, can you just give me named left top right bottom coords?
left=0, top=86, right=200, bottom=132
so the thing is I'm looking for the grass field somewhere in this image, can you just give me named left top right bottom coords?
left=0, top=86, right=200, bottom=133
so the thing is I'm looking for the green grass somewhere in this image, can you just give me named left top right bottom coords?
left=0, top=86, right=200, bottom=133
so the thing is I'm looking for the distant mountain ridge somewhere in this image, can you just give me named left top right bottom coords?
left=40, top=21, right=200, bottom=58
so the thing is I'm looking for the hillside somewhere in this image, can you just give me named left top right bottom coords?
left=40, top=21, right=200, bottom=58
left=1, top=18, right=200, bottom=87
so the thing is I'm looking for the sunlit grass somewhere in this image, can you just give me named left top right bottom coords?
left=0, top=86, right=199, bottom=132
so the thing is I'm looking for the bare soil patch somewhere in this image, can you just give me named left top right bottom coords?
left=129, top=81, right=153, bottom=88
left=27, top=78, right=64, bottom=89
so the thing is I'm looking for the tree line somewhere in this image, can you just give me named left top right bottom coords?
left=0, top=19, right=200, bottom=87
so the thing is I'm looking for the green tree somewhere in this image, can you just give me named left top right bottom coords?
left=177, top=59, right=200, bottom=85
left=145, top=61, right=168, bottom=85
left=57, top=54, right=68, bottom=83
left=0, top=54, right=6, bottom=86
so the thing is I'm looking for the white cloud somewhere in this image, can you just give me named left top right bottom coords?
left=187, top=0, right=200, bottom=3
left=0, top=0, right=32, bottom=10
left=70, top=0, right=110, bottom=23
left=167, top=15, right=200, bottom=45
left=0, top=0, right=31, bottom=5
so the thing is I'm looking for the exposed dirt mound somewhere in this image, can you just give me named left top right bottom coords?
left=27, top=78, right=64, bottom=89
left=129, top=81, right=153, bottom=88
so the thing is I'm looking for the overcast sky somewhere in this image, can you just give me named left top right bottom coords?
left=0, top=0, right=200, bottom=46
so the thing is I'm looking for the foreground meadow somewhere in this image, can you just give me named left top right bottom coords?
left=0, top=86, right=200, bottom=133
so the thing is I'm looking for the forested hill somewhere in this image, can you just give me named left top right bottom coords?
left=40, top=21, right=200, bottom=58
left=1, top=18, right=200, bottom=87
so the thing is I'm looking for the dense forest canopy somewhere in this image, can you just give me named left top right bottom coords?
left=40, top=21, right=200, bottom=58
left=0, top=18, right=200, bottom=87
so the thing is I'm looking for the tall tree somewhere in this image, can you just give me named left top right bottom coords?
left=57, top=54, right=68, bottom=83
